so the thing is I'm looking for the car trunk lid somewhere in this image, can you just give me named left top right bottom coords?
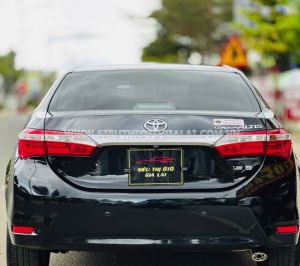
left=41, top=111, right=269, bottom=191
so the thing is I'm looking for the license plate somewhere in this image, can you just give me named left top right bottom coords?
left=128, top=148, right=183, bottom=186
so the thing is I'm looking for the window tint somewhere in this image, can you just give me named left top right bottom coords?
left=49, top=70, right=260, bottom=112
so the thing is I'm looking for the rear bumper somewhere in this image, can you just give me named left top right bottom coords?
left=6, top=159, right=300, bottom=251
left=7, top=192, right=299, bottom=251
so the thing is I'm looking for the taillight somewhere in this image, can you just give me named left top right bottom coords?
left=18, top=129, right=46, bottom=159
left=266, top=129, right=292, bottom=160
left=44, top=130, right=96, bottom=156
left=18, top=129, right=96, bottom=159
left=214, top=129, right=291, bottom=160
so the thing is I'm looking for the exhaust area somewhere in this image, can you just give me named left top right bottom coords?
left=251, top=252, right=268, bottom=262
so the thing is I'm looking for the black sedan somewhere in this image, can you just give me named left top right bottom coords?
left=5, top=64, right=299, bottom=266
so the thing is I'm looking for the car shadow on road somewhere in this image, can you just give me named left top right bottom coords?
left=50, top=250, right=256, bottom=266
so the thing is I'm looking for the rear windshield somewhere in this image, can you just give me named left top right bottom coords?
left=49, top=70, right=261, bottom=112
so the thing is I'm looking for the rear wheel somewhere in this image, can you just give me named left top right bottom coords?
left=6, top=232, right=50, bottom=266
left=255, top=246, right=298, bottom=266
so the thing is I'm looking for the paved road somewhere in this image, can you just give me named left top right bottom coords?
left=0, top=114, right=272, bottom=266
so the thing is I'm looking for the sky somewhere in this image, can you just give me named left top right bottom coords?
left=0, top=0, right=160, bottom=72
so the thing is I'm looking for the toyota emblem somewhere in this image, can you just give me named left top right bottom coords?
left=144, top=119, right=168, bottom=133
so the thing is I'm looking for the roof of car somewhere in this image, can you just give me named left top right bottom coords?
left=73, top=64, right=239, bottom=73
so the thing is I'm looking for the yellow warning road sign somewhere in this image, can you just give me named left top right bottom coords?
left=220, top=35, right=248, bottom=68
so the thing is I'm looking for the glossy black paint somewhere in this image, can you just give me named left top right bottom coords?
left=5, top=152, right=299, bottom=251
left=47, top=145, right=264, bottom=191
left=43, top=112, right=266, bottom=190
left=5, top=65, right=300, bottom=252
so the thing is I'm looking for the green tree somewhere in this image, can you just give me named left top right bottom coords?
left=236, top=0, right=300, bottom=70
left=40, top=72, right=57, bottom=94
left=142, top=0, right=233, bottom=64
left=0, top=51, right=23, bottom=95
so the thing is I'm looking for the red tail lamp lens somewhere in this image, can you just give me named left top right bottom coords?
left=215, top=129, right=291, bottom=160
left=18, top=129, right=96, bottom=159
left=276, top=225, right=298, bottom=234
left=12, top=225, right=35, bottom=235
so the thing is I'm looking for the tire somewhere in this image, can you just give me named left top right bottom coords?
left=6, top=232, right=50, bottom=266
left=259, top=246, right=299, bottom=266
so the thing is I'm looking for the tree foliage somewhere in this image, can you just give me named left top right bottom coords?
left=0, top=51, right=23, bottom=94
left=236, top=0, right=300, bottom=69
left=142, top=0, right=233, bottom=63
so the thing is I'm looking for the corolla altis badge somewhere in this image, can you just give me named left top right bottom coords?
left=144, top=119, right=168, bottom=133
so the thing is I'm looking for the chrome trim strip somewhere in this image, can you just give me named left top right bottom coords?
left=85, top=237, right=254, bottom=245
left=12, top=232, right=38, bottom=236
left=49, top=110, right=260, bottom=117
left=89, top=135, right=222, bottom=146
